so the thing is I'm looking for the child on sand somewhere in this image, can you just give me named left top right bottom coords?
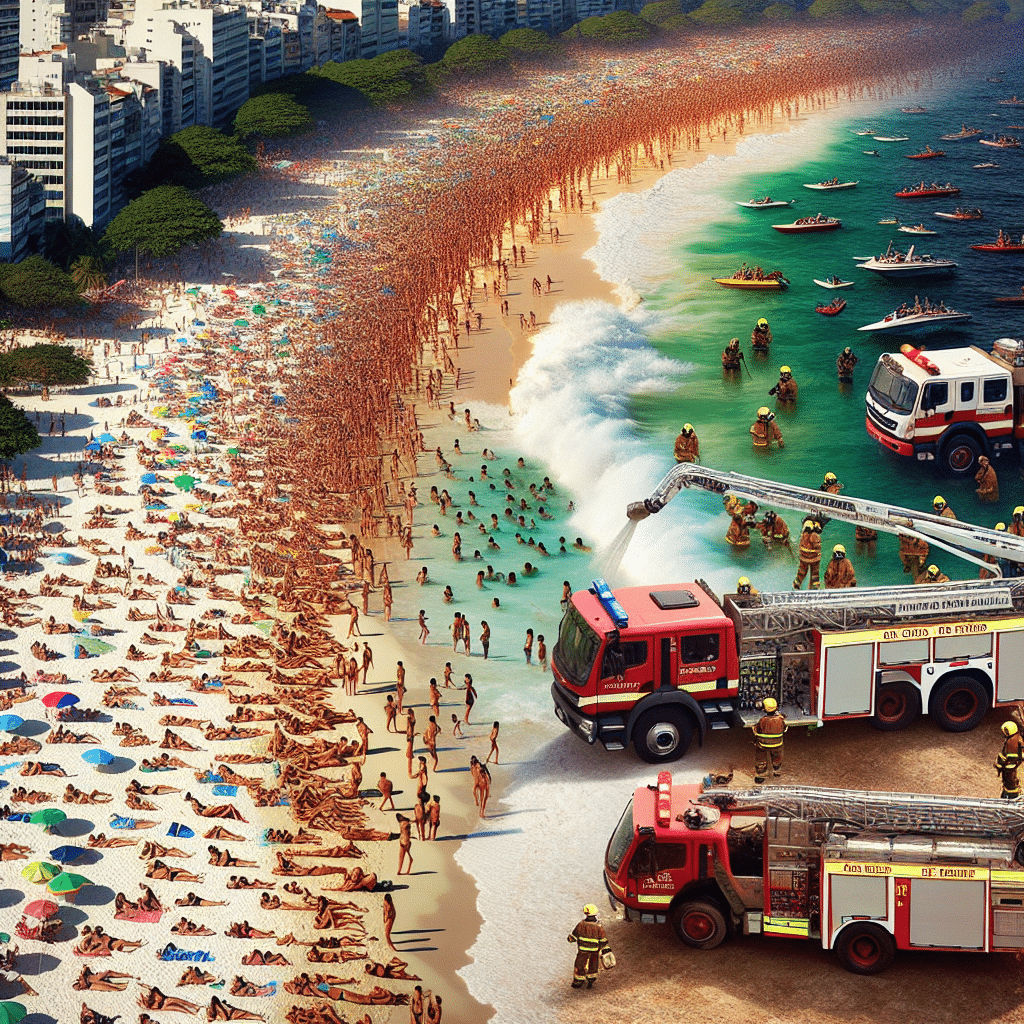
left=486, top=721, right=500, bottom=765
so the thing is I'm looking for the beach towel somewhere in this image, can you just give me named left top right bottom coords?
left=109, top=815, right=138, bottom=829
left=211, top=785, right=238, bottom=797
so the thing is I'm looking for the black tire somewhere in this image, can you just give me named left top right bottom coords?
left=940, top=433, right=983, bottom=477
left=872, top=681, right=921, bottom=731
left=929, top=674, right=988, bottom=732
left=632, top=707, right=693, bottom=764
left=671, top=900, right=728, bottom=950
left=834, top=922, right=896, bottom=975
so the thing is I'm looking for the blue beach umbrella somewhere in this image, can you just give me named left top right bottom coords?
left=97, top=433, right=116, bottom=443
left=0, top=715, right=23, bottom=732
left=81, top=749, right=114, bottom=766
left=84, top=441, right=101, bottom=452
left=48, top=845, right=85, bottom=864
left=140, top=473, right=157, bottom=484
left=167, top=822, right=194, bottom=839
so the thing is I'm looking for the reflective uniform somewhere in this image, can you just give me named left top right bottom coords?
left=975, top=462, right=999, bottom=503
left=915, top=567, right=950, bottom=585
left=674, top=431, right=700, bottom=464
left=794, top=530, right=821, bottom=590
left=568, top=918, right=609, bottom=987
left=824, top=556, right=857, bottom=588
left=750, top=418, right=784, bottom=449
left=753, top=710, right=787, bottom=783
left=725, top=515, right=751, bottom=548
left=937, top=505, right=957, bottom=520
left=751, top=325, right=772, bottom=352
left=757, top=514, right=790, bottom=550
left=996, top=733, right=1024, bottom=799
left=898, top=533, right=929, bottom=576
left=836, top=350, right=859, bottom=382
left=722, top=343, right=742, bottom=370
left=775, top=377, right=798, bottom=403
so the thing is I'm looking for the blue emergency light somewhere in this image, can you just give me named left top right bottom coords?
left=592, top=578, right=628, bottom=629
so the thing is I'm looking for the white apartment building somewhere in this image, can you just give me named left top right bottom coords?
left=0, top=157, right=45, bottom=260
left=0, top=83, right=69, bottom=220
left=323, top=0, right=394, bottom=57
left=20, top=0, right=109, bottom=54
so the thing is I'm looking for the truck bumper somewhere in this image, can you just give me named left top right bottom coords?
left=551, top=681, right=598, bottom=744
left=865, top=415, right=916, bottom=457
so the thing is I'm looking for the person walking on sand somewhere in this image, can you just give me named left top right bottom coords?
left=428, top=795, right=441, bottom=841
left=346, top=603, right=360, bottom=638
left=451, top=714, right=463, bottom=738
left=418, top=611, right=429, bottom=644
left=485, top=721, right=500, bottom=765
left=568, top=905, right=611, bottom=990
left=379, top=773, right=395, bottom=811
left=383, top=893, right=397, bottom=949
left=463, top=674, right=477, bottom=724
left=480, top=620, right=490, bottom=660
left=397, top=814, right=414, bottom=875
left=384, top=695, right=398, bottom=733
left=428, top=679, right=441, bottom=721
left=396, top=662, right=406, bottom=714
left=423, top=715, right=439, bottom=770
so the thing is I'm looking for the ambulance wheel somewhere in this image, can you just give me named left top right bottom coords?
left=672, top=900, right=727, bottom=950
left=929, top=675, right=988, bottom=733
left=940, top=433, right=982, bottom=477
left=633, top=708, right=692, bottom=764
left=835, top=922, right=895, bottom=975
left=872, top=681, right=921, bottom=731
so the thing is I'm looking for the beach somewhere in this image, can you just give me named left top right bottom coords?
left=0, top=21, right=1019, bottom=1024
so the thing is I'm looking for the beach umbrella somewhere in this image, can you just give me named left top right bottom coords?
left=149, top=429, right=165, bottom=442
left=6, top=813, right=30, bottom=823
left=233, top=319, right=249, bottom=327
left=81, top=749, right=114, bottom=766
left=41, top=692, right=78, bottom=709
left=83, top=440, right=101, bottom=452
left=0, top=715, right=23, bottom=731
left=0, top=1002, right=27, bottom=1024
left=167, top=822, right=194, bottom=839
left=72, top=609, right=92, bottom=623
left=21, top=862, right=59, bottom=884
left=140, top=473, right=157, bottom=484
left=97, top=433, right=117, bottom=443
left=46, top=871, right=92, bottom=896
left=52, top=552, right=76, bottom=566
left=174, top=474, right=196, bottom=491
left=28, top=809, right=66, bottom=829
left=75, top=637, right=115, bottom=656
left=22, top=899, right=58, bottom=918
left=48, top=845, right=85, bottom=864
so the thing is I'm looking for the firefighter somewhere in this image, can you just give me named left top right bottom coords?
left=756, top=509, right=791, bottom=553
left=932, top=495, right=956, bottom=520
left=567, top=904, right=611, bottom=989
left=995, top=721, right=1024, bottom=800
left=1011, top=507, right=1024, bottom=538
left=722, top=338, right=744, bottom=371
left=793, top=519, right=822, bottom=590
left=916, top=563, right=950, bottom=585
left=736, top=576, right=758, bottom=597
left=820, top=471, right=842, bottom=495
left=769, top=366, right=798, bottom=403
left=750, top=407, right=784, bottom=450
left=725, top=510, right=753, bottom=548
left=981, top=523, right=1005, bottom=580
left=975, top=456, right=998, bottom=503
left=751, top=317, right=772, bottom=353
left=824, top=544, right=856, bottom=588
left=855, top=523, right=879, bottom=545
left=836, top=346, right=859, bottom=383
left=898, top=532, right=929, bottom=577
left=673, top=424, right=700, bottom=464
left=752, top=696, right=787, bottom=784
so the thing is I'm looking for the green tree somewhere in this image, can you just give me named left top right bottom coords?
left=0, top=395, right=40, bottom=459
left=0, top=343, right=92, bottom=388
left=499, top=27, right=558, bottom=57
left=0, top=256, right=83, bottom=310
left=568, top=10, right=657, bottom=40
left=40, top=216, right=100, bottom=273
left=641, top=0, right=694, bottom=23
left=234, top=93, right=314, bottom=139
left=132, top=127, right=257, bottom=193
left=314, top=50, right=427, bottom=105
left=688, top=0, right=747, bottom=24
left=102, top=186, right=222, bottom=262
left=70, top=255, right=107, bottom=294
left=440, top=34, right=507, bottom=75
left=763, top=2, right=796, bottom=16
left=808, top=0, right=862, bottom=16
left=962, top=0, right=1002, bottom=19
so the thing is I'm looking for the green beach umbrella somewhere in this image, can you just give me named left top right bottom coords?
left=227, top=447, right=240, bottom=455
left=174, top=474, right=196, bottom=491
left=0, top=1002, right=27, bottom=1024
left=46, top=871, right=92, bottom=896
left=21, top=861, right=60, bottom=884
left=28, top=808, right=67, bottom=828
left=233, top=319, right=249, bottom=327
left=75, top=636, right=116, bottom=656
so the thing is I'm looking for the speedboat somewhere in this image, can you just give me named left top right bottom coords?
left=772, top=216, right=842, bottom=234
left=736, top=197, right=794, bottom=209
left=974, top=161, right=1000, bottom=169
left=863, top=149, right=881, bottom=156
left=980, top=135, right=1021, bottom=148
left=814, top=277, right=854, bottom=289
left=906, top=147, right=945, bottom=159
left=878, top=216, right=901, bottom=225
left=933, top=207, right=983, bottom=220
left=998, top=96, right=1024, bottom=107
left=874, top=135, right=910, bottom=142
left=901, top=107, right=927, bottom=114
left=971, top=234, right=1024, bottom=253
left=857, top=243, right=958, bottom=278
left=940, top=125, right=983, bottom=141
left=899, top=223, right=938, bottom=235
left=803, top=180, right=858, bottom=191
left=713, top=273, right=789, bottom=290
left=858, top=303, right=971, bottom=333
left=895, top=183, right=960, bottom=198
left=851, top=129, right=879, bottom=136
left=816, top=298, right=847, bottom=316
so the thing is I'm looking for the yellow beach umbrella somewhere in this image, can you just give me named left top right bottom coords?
left=21, top=862, right=59, bottom=884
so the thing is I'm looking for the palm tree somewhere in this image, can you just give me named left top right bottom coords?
left=70, top=255, right=107, bottom=295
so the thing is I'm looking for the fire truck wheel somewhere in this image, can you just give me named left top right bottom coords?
left=871, top=681, right=921, bottom=731
left=928, top=675, right=988, bottom=732
left=671, top=900, right=727, bottom=949
left=939, top=433, right=982, bottom=477
left=834, top=922, right=896, bottom=975
left=632, top=707, right=693, bottom=763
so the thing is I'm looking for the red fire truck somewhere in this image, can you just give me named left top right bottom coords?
left=550, top=466, right=1024, bottom=763
left=605, top=774, right=1024, bottom=973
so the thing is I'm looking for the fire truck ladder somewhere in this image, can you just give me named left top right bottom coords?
left=626, top=464, right=1024, bottom=577
left=728, top=579, right=1024, bottom=636
left=699, top=785, right=1024, bottom=841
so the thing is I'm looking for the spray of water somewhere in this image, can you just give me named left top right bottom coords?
left=594, top=518, right=639, bottom=587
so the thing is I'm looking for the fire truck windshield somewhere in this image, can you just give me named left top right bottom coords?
left=869, top=360, right=920, bottom=414
left=554, top=605, right=601, bottom=686
left=605, top=797, right=635, bottom=873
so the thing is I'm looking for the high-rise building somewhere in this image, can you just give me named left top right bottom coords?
left=0, top=157, right=45, bottom=260
left=0, top=0, right=20, bottom=88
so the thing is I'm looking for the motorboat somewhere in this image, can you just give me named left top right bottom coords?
left=858, top=302, right=971, bottom=333
left=851, top=129, right=879, bottom=136
left=998, top=96, right=1024, bottom=107
left=772, top=215, right=842, bottom=234
left=857, top=243, right=958, bottom=278
left=901, top=107, right=927, bottom=114
left=940, top=125, right=983, bottom=141
left=803, top=179, right=858, bottom=191
left=874, top=135, right=910, bottom=142
left=814, top=277, right=854, bottom=289
left=906, top=146, right=945, bottom=159
left=878, top=216, right=901, bottom=225
left=736, top=197, right=794, bottom=209
left=979, top=135, right=1021, bottom=148
left=895, top=182, right=961, bottom=198
left=974, top=161, right=1000, bottom=169
left=995, top=289, right=1024, bottom=306
left=863, top=149, right=882, bottom=156
left=971, top=233, right=1024, bottom=253
left=933, top=207, right=983, bottom=220
left=713, top=272, right=789, bottom=290
left=816, top=298, right=847, bottom=316
left=899, top=223, right=938, bottom=235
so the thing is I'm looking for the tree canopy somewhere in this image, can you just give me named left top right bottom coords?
left=102, top=186, right=223, bottom=260
left=499, top=28, right=560, bottom=57
left=808, top=0, right=862, bottom=15
left=40, top=216, right=101, bottom=273
left=0, top=395, right=40, bottom=460
left=762, top=1, right=796, bottom=16
left=0, top=343, right=92, bottom=388
left=0, top=256, right=83, bottom=310
left=439, top=34, right=507, bottom=75
left=70, top=255, right=107, bottom=294
left=234, top=93, right=315, bottom=139
left=313, top=50, right=428, bottom=106
left=132, top=127, right=256, bottom=193
left=961, top=0, right=1002, bottom=19
left=568, top=10, right=657, bottom=40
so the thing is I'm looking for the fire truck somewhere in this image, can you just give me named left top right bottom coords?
left=550, top=465, right=1024, bottom=762
left=865, top=337, right=1024, bottom=476
left=605, top=774, right=1024, bottom=973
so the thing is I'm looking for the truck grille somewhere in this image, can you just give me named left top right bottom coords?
left=866, top=403, right=898, bottom=432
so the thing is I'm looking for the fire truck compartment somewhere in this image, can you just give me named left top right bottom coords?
left=908, top=879, right=985, bottom=948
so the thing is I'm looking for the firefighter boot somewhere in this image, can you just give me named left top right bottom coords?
left=572, top=981, right=584, bottom=989
left=587, top=979, right=595, bottom=989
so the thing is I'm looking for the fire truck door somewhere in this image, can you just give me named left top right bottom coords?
left=900, top=878, right=985, bottom=949
left=954, top=378, right=978, bottom=415
left=996, top=630, right=1024, bottom=703
left=821, top=643, right=873, bottom=717
left=677, top=630, right=725, bottom=694
left=598, top=638, right=653, bottom=702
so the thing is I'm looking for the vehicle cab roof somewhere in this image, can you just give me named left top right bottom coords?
left=891, top=345, right=1002, bottom=383
left=575, top=583, right=729, bottom=637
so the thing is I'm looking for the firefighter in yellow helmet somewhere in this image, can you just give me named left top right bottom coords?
left=752, top=696, right=787, bottom=784
left=974, top=456, right=998, bottom=503
left=898, top=532, right=929, bottom=577
left=1010, top=507, right=1024, bottom=539
left=722, top=337, right=744, bottom=371
left=836, top=346, right=859, bottom=383
left=673, top=424, right=700, bottom=464
left=736, top=576, right=758, bottom=598
left=751, top=317, right=772, bottom=353
left=794, top=519, right=822, bottom=590
left=980, top=523, right=1005, bottom=580
left=915, top=563, right=950, bottom=585
left=770, top=366, right=798, bottom=403
left=756, top=509, right=791, bottom=553
left=824, top=544, right=857, bottom=588
left=568, top=904, right=611, bottom=989
left=995, top=721, right=1024, bottom=799
left=750, top=407, right=784, bottom=450
left=932, top=495, right=957, bottom=520
left=820, top=471, right=842, bottom=495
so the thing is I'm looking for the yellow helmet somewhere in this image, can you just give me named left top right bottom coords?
left=757, top=318, right=769, bottom=328
left=780, top=366, right=792, bottom=375
left=762, top=697, right=778, bottom=713
left=1015, top=506, right=1024, bottom=517
left=926, top=564, right=940, bottom=577
left=833, top=544, right=846, bottom=556
left=802, top=519, right=814, bottom=531
left=1003, top=722, right=1019, bottom=737
left=683, top=423, right=694, bottom=434
left=824, top=472, right=837, bottom=484
left=996, top=523, right=1007, bottom=531
left=757, top=406, right=771, bottom=419
left=933, top=496, right=946, bottom=509
left=737, top=576, right=751, bottom=592
left=583, top=904, right=598, bottom=916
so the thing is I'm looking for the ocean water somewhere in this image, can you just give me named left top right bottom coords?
left=420, top=58, right=1024, bottom=1023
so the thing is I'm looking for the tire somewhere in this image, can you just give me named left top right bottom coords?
left=834, top=922, right=896, bottom=975
left=671, top=900, right=728, bottom=950
left=940, top=433, right=983, bottom=477
left=929, top=674, right=988, bottom=732
left=872, top=681, right=921, bottom=731
left=632, top=707, right=693, bottom=764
